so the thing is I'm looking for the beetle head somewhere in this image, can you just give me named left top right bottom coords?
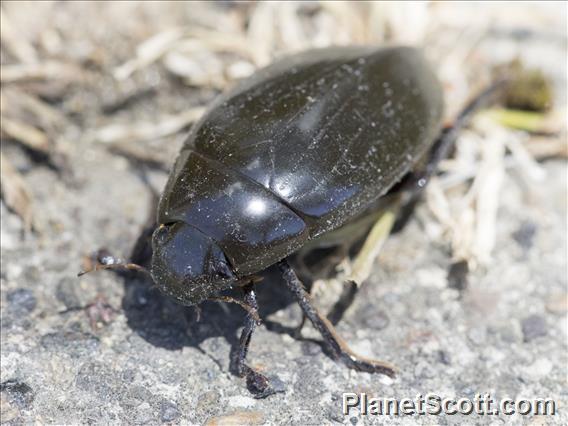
left=150, top=222, right=236, bottom=306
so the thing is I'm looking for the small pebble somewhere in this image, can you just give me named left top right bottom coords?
left=227, top=395, right=256, bottom=409
left=512, top=221, right=537, bottom=250
left=6, top=289, right=36, bottom=315
left=160, top=399, right=181, bottom=423
left=447, top=260, right=469, bottom=291
left=437, top=350, right=451, bottom=365
left=356, top=303, right=390, bottom=330
left=196, top=390, right=221, bottom=415
left=468, top=326, right=487, bottom=346
left=56, top=277, right=81, bottom=309
left=301, top=341, right=321, bottom=356
left=75, top=362, right=113, bottom=400
left=414, top=360, right=435, bottom=379
left=267, top=375, right=286, bottom=394
left=521, top=315, right=547, bottom=342
left=0, top=380, right=34, bottom=409
left=205, top=410, right=264, bottom=426
left=545, top=292, right=568, bottom=315
left=0, top=393, right=19, bottom=423
left=133, top=402, right=154, bottom=424
left=525, top=358, right=553, bottom=381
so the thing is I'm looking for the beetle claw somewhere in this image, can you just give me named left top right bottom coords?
left=244, top=368, right=281, bottom=399
left=338, top=354, right=397, bottom=378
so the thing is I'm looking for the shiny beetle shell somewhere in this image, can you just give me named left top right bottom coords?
left=151, top=46, right=444, bottom=305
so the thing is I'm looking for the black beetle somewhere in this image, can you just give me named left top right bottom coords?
left=87, top=46, right=499, bottom=398
left=151, top=45, right=444, bottom=396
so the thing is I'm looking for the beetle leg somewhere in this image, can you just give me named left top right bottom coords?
left=278, top=259, right=396, bottom=378
left=326, top=280, right=359, bottom=326
left=292, top=245, right=351, bottom=337
left=419, top=80, right=507, bottom=191
left=229, top=283, right=280, bottom=398
left=324, top=209, right=396, bottom=324
left=345, top=209, right=396, bottom=285
left=290, top=267, right=312, bottom=338
left=394, top=80, right=506, bottom=233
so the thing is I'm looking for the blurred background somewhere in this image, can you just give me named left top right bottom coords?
left=1, top=2, right=566, bottom=425
left=0, top=1, right=565, bottom=258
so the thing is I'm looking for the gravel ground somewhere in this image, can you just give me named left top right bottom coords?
left=1, top=146, right=566, bottom=424
left=1, top=2, right=566, bottom=425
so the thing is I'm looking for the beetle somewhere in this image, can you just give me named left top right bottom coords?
left=87, top=46, right=499, bottom=398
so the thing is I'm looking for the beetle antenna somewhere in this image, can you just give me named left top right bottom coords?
left=78, top=262, right=151, bottom=277
left=78, top=251, right=151, bottom=278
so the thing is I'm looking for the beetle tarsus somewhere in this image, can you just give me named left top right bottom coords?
left=337, top=353, right=397, bottom=378
left=278, top=259, right=396, bottom=378
left=244, top=366, right=276, bottom=399
left=229, top=284, right=282, bottom=399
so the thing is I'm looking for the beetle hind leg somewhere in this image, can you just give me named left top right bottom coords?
left=278, top=259, right=396, bottom=378
left=326, top=209, right=396, bottom=325
left=327, top=280, right=359, bottom=326
left=393, top=80, right=507, bottom=233
left=229, top=283, right=282, bottom=398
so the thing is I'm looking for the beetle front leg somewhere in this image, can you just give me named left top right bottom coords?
left=278, top=259, right=396, bottom=378
left=229, top=283, right=280, bottom=398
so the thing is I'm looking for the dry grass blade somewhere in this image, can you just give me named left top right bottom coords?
left=0, top=7, right=38, bottom=64
left=161, top=28, right=259, bottom=87
left=182, top=28, right=255, bottom=59
left=472, top=124, right=506, bottom=265
left=320, top=1, right=367, bottom=43
left=205, top=411, right=265, bottom=426
left=0, top=112, right=72, bottom=179
left=247, top=2, right=276, bottom=66
left=505, top=134, right=547, bottom=182
left=107, top=142, right=171, bottom=171
left=426, top=176, right=476, bottom=265
left=1, top=88, right=68, bottom=130
left=0, top=61, right=88, bottom=83
left=277, top=3, right=308, bottom=52
left=94, top=107, right=205, bottom=144
left=1, top=116, right=50, bottom=153
left=0, top=153, right=35, bottom=232
left=163, top=49, right=225, bottom=88
left=367, top=2, right=429, bottom=44
left=347, top=209, right=396, bottom=285
left=114, top=28, right=185, bottom=80
left=524, top=136, right=568, bottom=160
left=426, top=177, right=455, bottom=232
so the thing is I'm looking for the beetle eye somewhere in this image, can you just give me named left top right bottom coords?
left=153, top=224, right=168, bottom=244
left=154, top=222, right=177, bottom=243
